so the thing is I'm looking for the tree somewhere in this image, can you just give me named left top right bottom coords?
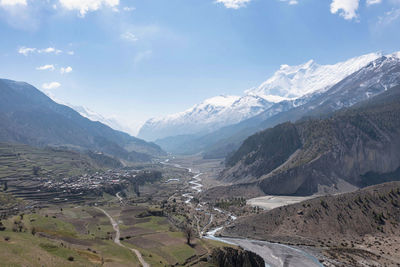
left=184, top=224, right=194, bottom=246
left=32, top=166, right=41, bottom=176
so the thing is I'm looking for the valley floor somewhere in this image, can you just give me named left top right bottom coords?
left=3, top=154, right=399, bottom=267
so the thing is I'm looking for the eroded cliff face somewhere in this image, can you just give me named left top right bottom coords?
left=216, top=85, right=400, bottom=197
left=220, top=122, right=302, bottom=184
left=210, top=247, right=265, bottom=267
left=257, top=120, right=400, bottom=195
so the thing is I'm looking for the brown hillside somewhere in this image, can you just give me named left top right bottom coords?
left=222, top=182, right=400, bottom=266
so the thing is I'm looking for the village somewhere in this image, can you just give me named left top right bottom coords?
left=39, top=169, right=139, bottom=193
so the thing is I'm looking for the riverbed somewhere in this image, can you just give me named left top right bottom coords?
left=247, top=195, right=317, bottom=210
left=163, top=158, right=324, bottom=267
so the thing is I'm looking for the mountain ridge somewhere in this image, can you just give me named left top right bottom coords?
left=0, top=78, right=165, bottom=161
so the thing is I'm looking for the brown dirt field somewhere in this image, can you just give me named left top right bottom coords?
left=156, top=217, right=168, bottom=225
left=120, top=216, right=150, bottom=225
left=148, top=247, right=177, bottom=264
left=77, top=249, right=103, bottom=264
left=99, top=220, right=111, bottom=226
left=120, top=226, right=154, bottom=237
left=104, top=262, right=134, bottom=267
left=144, top=232, right=183, bottom=246
left=125, top=236, right=163, bottom=249
left=59, top=236, right=95, bottom=246
left=192, top=240, right=208, bottom=255
left=63, top=219, right=88, bottom=235
left=40, top=233, right=95, bottom=246
left=121, top=206, right=148, bottom=215
left=86, top=209, right=107, bottom=218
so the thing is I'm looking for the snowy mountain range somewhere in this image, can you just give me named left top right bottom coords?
left=157, top=52, right=400, bottom=157
left=71, top=105, right=127, bottom=132
left=138, top=94, right=274, bottom=141
left=138, top=51, right=383, bottom=141
left=67, top=105, right=138, bottom=137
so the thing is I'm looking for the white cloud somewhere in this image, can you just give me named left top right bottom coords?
left=67, top=51, right=74, bottom=55
left=0, top=0, right=26, bottom=6
left=38, top=47, right=62, bottom=54
left=123, top=6, right=135, bottom=11
left=59, top=0, right=120, bottom=17
left=121, top=31, right=138, bottom=42
left=18, top=46, right=36, bottom=56
left=36, top=64, right=55, bottom=71
left=18, top=46, right=64, bottom=55
left=378, top=7, right=400, bottom=24
left=215, top=0, right=251, bottom=9
left=60, top=66, right=72, bottom=74
left=280, top=0, right=298, bottom=5
left=330, top=0, right=359, bottom=20
left=42, top=82, right=61, bottom=90
left=366, top=0, right=382, bottom=5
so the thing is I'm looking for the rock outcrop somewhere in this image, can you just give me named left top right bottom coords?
left=210, top=247, right=265, bottom=267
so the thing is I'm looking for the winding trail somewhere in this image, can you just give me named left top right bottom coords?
left=95, top=207, right=150, bottom=267
left=116, top=192, right=123, bottom=204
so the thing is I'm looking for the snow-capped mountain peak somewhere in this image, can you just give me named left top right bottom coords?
left=201, top=95, right=240, bottom=107
left=247, top=52, right=382, bottom=99
left=387, top=51, right=400, bottom=59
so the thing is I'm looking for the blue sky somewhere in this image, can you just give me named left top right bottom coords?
left=0, top=0, right=399, bottom=135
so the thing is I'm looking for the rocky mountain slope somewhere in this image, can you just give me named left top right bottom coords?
left=201, top=84, right=400, bottom=199
left=0, top=79, right=165, bottom=161
left=138, top=52, right=381, bottom=143
left=222, top=182, right=400, bottom=266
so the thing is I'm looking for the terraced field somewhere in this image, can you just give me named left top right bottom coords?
left=0, top=200, right=229, bottom=267
left=0, top=143, right=109, bottom=207
left=0, top=143, right=103, bottom=180
left=0, top=148, right=239, bottom=266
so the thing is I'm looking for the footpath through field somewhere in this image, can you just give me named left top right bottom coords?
left=95, top=207, right=150, bottom=267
